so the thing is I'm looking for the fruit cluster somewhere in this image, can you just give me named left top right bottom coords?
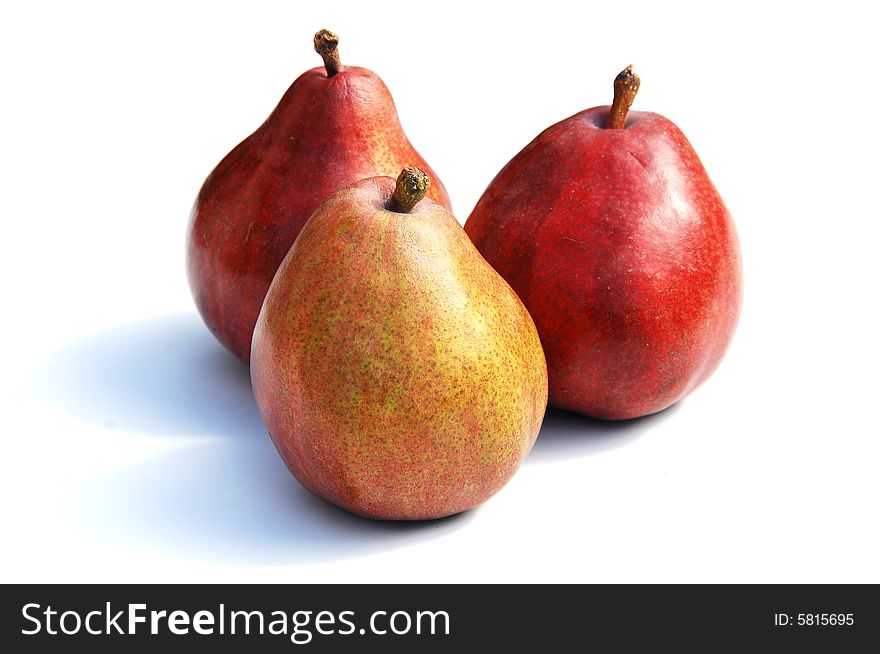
left=186, top=30, right=742, bottom=521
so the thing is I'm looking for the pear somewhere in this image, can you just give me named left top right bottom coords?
left=251, top=168, right=547, bottom=520
left=465, top=67, right=742, bottom=420
left=187, top=30, right=451, bottom=362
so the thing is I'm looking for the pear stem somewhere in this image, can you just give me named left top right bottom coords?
left=607, top=65, right=640, bottom=129
left=314, top=29, right=343, bottom=77
left=388, top=167, right=430, bottom=213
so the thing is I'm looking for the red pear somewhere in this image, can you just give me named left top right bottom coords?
left=251, top=168, right=547, bottom=520
left=465, top=67, right=742, bottom=420
left=187, top=30, right=451, bottom=362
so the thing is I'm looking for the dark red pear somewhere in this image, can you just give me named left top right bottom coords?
left=187, top=30, right=451, bottom=362
left=465, top=67, right=742, bottom=420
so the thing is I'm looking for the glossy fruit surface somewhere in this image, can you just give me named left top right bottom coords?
left=251, top=169, right=547, bottom=520
left=465, top=68, right=741, bottom=419
left=187, top=31, right=450, bottom=362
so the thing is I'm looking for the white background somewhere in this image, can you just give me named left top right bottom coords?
left=2, top=1, right=878, bottom=583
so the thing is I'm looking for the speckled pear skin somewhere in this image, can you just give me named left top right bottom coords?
left=187, top=65, right=451, bottom=363
left=465, top=107, right=742, bottom=420
left=250, top=177, right=547, bottom=521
